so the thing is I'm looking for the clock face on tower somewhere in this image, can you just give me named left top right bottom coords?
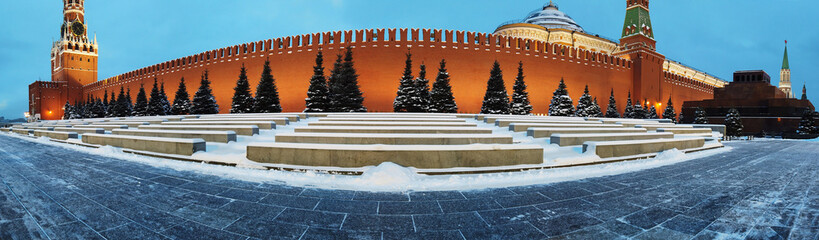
left=71, top=21, right=85, bottom=36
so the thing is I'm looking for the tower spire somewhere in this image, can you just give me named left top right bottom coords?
left=782, top=41, right=789, bottom=70
left=802, top=82, right=808, bottom=100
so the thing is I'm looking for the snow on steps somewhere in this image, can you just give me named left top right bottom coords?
left=113, top=129, right=237, bottom=143
left=82, top=133, right=206, bottom=156
left=551, top=132, right=674, bottom=146
left=275, top=132, right=513, bottom=145
left=182, top=117, right=289, bottom=125
left=509, top=123, right=624, bottom=132
left=294, top=126, right=492, bottom=134
left=583, top=137, right=706, bottom=158
left=528, top=127, right=648, bottom=138
left=139, top=124, right=259, bottom=136
left=307, top=121, right=478, bottom=127
left=246, top=142, right=544, bottom=169
left=161, top=121, right=277, bottom=130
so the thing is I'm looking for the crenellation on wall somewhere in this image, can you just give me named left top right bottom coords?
left=89, top=28, right=635, bottom=99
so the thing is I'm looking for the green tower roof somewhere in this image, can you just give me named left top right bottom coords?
left=621, top=6, right=653, bottom=39
left=782, top=45, right=789, bottom=70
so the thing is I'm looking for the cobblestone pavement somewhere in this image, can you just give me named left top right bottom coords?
left=0, top=135, right=818, bottom=239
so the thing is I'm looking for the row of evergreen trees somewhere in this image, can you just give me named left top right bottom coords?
left=468, top=60, right=682, bottom=120
left=393, top=53, right=457, bottom=113
left=304, top=49, right=367, bottom=112
left=64, top=71, right=220, bottom=119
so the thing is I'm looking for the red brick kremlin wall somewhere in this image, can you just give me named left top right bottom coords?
left=79, top=28, right=713, bottom=116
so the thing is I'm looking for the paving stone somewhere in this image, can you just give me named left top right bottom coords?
left=161, top=221, right=247, bottom=240
left=177, top=182, right=230, bottom=195
left=438, top=198, right=502, bottom=213
left=0, top=216, right=49, bottom=240
left=536, top=198, right=598, bottom=216
left=661, top=215, right=711, bottom=235
left=493, top=192, right=550, bottom=208
left=259, top=193, right=320, bottom=209
left=171, top=204, right=242, bottom=229
left=353, top=191, right=409, bottom=201
left=412, top=212, right=487, bottom=231
left=460, top=222, right=546, bottom=239
left=478, top=206, right=550, bottom=226
left=460, top=188, right=517, bottom=199
left=314, top=198, right=378, bottom=214
left=601, top=220, right=644, bottom=237
left=744, top=225, right=791, bottom=240
left=299, top=188, right=356, bottom=200
left=378, top=201, right=442, bottom=215
left=300, top=227, right=381, bottom=240
left=632, top=226, right=693, bottom=240
left=274, top=208, right=345, bottom=228
left=341, top=214, right=414, bottom=232
left=223, top=216, right=307, bottom=239
left=217, top=188, right=269, bottom=202
left=550, top=225, right=627, bottom=239
left=530, top=212, right=603, bottom=237
left=381, top=230, right=464, bottom=240
left=408, top=191, right=465, bottom=201
left=218, top=200, right=285, bottom=218
left=99, top=223, right=167, bottom=240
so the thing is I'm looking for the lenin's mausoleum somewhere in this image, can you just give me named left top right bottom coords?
left=29, top=0, right=729, bottom=120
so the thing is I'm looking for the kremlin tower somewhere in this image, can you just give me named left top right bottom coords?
left=779, top=42, right=792, bottom=98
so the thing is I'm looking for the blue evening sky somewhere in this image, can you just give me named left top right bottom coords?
left=1, top=0, right=816, bottom=119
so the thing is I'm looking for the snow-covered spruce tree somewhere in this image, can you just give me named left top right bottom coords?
left=575, top=85, right=593, bottom=117
left=125, top=88, right=134, bottom=116
left=510, top=62, right=532, bottom=115
left=548, top=78, right=575, bottom=116
left=63, top=101, right=73, bottom=119
left=171, top=77, right=191, bottom=115
left=623, top=92, right=634, bottom=118
left=631, top=103, right=647, bottom=119
left=797, top=110, right=817, bottom=135
left=102, top=90, right=109, bottom=115
left=647, top=106, right=659, bottom=119
left=694, top=107, right=709, bottom=124
left=480, top=61, right=510, bottom=114
left=605, top=89, right=620, bottom=118
left=102, top=90, right=108, bottom=106
left=304, top=51, right=331, bottom=112
left=132, top=85, right=149, bottom=117
left=429, top=59, right=457, bottom=113
left=662, top=98, right=677, bottom=122
left=725, top=108, right=744, bottom=137
left=231, top=64, right=256, bottom=114
left=393, top=52, right=414, bottom=112
left=327, top=54, right=344, bottom=112
left=147, top=79, right=167, bottom=116
left=191, top=70, right=220, bottom=114
left=107, top=91, right=117, bottom=117
left=88, top=98, right=102, bottom=118
left=254, top=59, right=282, bottom=113
left=678, top=111, right=685, bottom=124
left=589, top=97, right=604, bottom=117
left=336, top=48, right=366, bottom=112
left=408, top=64, right=431, bottom=112
left=159, top=82, right=171, bottom=115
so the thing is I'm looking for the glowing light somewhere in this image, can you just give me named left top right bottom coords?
left=23, top=112, right=31, bottom=118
